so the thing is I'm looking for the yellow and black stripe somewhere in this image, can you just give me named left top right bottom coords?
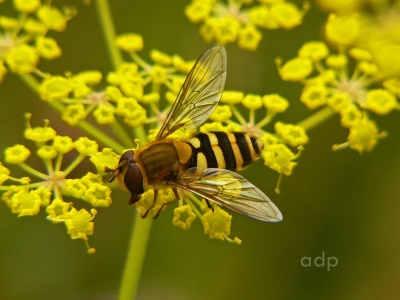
left=185, top=132, right=263, bottom=171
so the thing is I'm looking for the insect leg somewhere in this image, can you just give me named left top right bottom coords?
left=152, top=188, right=180, bottom=218
left=203, top=198, right=214, bottom=212
left=141, top=189, right=159, bottom=218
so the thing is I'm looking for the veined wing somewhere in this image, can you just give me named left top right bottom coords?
left=170, top=168, right=283, bottom=222
left=156, top=46, right=227, bottom=140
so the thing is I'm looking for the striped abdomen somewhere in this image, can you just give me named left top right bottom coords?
left=185, top=132, right=263, bottom=171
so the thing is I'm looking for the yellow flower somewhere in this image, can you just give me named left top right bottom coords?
left=278, top=57, right=313, bottom=82
left=75, top=137, right=98, bottom=156
left=37, top=145, right=58, bottom=160
left=36, top=37, right=62, bottom=60
left=65, top=208, right=96, bottom=240
left=270, top=1, right=305, bottom=29
left=262, top=143, right=297, bottom=175
left=201, top=206, right=232, bottom=240
left=298, top=41, right=329, bottom=61
left=5, top=44, right=39, bottom=74
left=62, top=104, right=87, bottom=126
left=0, top=163, right=10, bottom=185
left=262, top=94, right=289, bottom=113
left=10, top=189, right=41, bottom=216
left=300, top=84, right=328, bottom=109
left=275, top=122, right=308, bottom=147
left=13, top=0, right=41, bottom=13
left=347, top=119, right=383, bottom=153
left=116, top=33, right=144, bottom=52
left=242, top=94, right=262, bottom=110
left=173, top=205, right=196, bottom=230
left=39, top=76, right=73, bottom=102
left=364, top=89, right=398, bottom=115
left=37, top=5, right=68, bottom=32
left=325, top=14, right=360, bottom=45
left=221, top=90, right=244, bottom=105
left=210, top=105, right=232, bottom=122
left=46, top=199, right=72, bottom=223
left=5, top=144, right=31, bottom=164
left=238, top=25, right=262, bottom=51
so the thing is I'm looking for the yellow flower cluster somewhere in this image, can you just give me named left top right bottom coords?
left=0, top=0, right=74, bottom=81
left=185, top=0, right=307, bottom=51
left=35, top=34, right=198, bottom=130
left=0, top=114, right=118, bottom=253
left=277, top=10, right=400, bottom=153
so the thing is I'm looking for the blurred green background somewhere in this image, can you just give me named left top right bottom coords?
left=1, top=1, right=400, bottom=299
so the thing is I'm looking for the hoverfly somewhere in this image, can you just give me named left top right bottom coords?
left=107, top=46, right=282, bottom=222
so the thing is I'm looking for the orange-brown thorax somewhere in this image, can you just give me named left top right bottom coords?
left=136, top=140, right=192, bottom=189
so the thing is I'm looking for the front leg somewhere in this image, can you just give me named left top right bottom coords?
left=152, top=188, right=180, bottom=218
left=141, top=189, right=159, bottom=218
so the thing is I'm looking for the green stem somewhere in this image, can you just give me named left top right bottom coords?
left=63, top=155, right=85, bottom=176
left=296, top=106, right=335, bottom=131
left=118, top=217, right=152, bottom=300
left=96, top=0, right=123, bottom=69
left=117, top=122, right=150, bottom=299
left=20, top=163, right=48, bottom=180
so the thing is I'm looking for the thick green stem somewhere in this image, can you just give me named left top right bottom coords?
left=118, top=217, right=152, bottom=300
left=95, top=0, right=123, bottom=69
left=296, top=106, right=335, bottom=131
left=118, top=124, right=150, bottom=300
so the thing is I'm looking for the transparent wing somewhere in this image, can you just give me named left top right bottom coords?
left=170, top=168, right=283, bottom=222
left=156, top=46, right=227, bottom=140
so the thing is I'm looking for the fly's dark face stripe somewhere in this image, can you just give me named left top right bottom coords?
left=186, top=131, right=262, bottom=171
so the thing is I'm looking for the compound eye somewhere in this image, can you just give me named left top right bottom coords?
left=119, top=150, right=135, bottom=163
left=124, top=163, right=144, bottom=195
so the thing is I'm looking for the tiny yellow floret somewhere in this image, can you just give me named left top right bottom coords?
left=75, top=137, right=99, bottom=156
left=278, top=57, right=313, bottom=82
left=116, top=33, right=144, bottom=52
left=5, top=144, right=31, bottom=164
left=5, top=44, right=39, bottom=74
left=275, top=122, right=308, bottom=147
left=262, top=94, right=289, bottom=113
left=242, top=94, right=263, bottom=110
left=364, top=89, right=398, bottom=115
left=36, top=37, right=62, bottom=60
left=39, top=76, right=73, bottom=102
left=173, top=205, right=196, bottom=230
left=262, top=143, right=297, bottom=175
left=13, top=0, right=40, bottom=13
left=202, top=206, right=232, bottom=240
